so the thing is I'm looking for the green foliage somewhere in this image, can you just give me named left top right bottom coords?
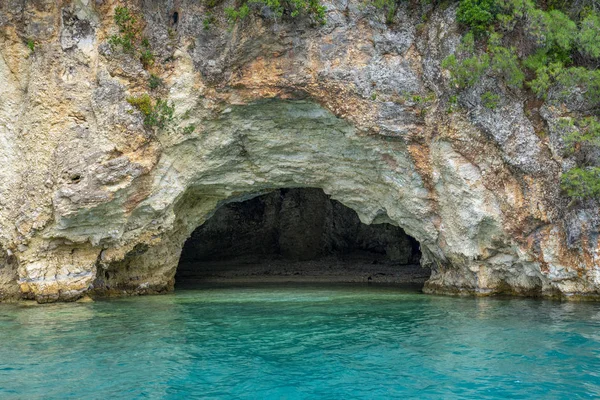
left=555, top=67, right=600, bottom=106
left=448, top=1, right=600, bottom=199
left=26, top=39, right=35, bottom=52
left=494, top=0, right=535, bottom=31
left=578, top=13, right=600, bottom=58
left=525, top=61, right=563, bottom=98
left=108, top=6, right=156, bottom=70
left=558, top=117, right=600, bottom=199
left=149, top=74, right=163, bottom=90
left=488, top=34, right=524, bottom=88
left=371, top=0, right=399, bottom=25
left=561, top=167, right=600, bottom=199
left=225, top=3, right=250, bottom=21
left=457, top=0, right=498, bottom=34
left=446, top=94, right=460, bottom=113
left=205, top=0, right=225, bottom=8
left=538, top=10, right=577, bottom=51
left=109, top=6, right=139, bottom=53
left=183, top=124, right=196, bottom=134
left=442, top=33, right=490, bottom=88
left=203, top=13, right=216, bottom=29
left=410, top=92, right=436, bottom=105
left=225, top=0, right=326, bottom=24
left=140, top=49, right=154, bottom=68
left=127, top=94, right=174, bottom=129
left=442, top=53, right=491, bottom=88
left=562, top=117, right=600, bottom=148
left=481, top=91, right=500, bottom=108
left=127, top=93, right=153, bottom=115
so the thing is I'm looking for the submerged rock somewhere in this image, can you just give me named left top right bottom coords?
left=0, top=0, right=598, bottom=302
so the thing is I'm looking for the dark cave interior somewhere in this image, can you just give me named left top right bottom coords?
left=176, top=188, right=427, bottom=286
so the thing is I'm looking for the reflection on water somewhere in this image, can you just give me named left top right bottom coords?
left=1, top=284, right=600, bottom=399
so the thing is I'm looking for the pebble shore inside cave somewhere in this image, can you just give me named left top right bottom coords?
left=176, top=188, right=428, bottom=287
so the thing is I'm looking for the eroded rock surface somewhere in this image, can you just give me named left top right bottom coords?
left=0, top=0, right=598, bottom=302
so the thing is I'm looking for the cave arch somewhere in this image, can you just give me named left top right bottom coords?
left=54, top=98, right=528, bottom=302
left=89, top=99, right=472, bottom=298
left=175, top=188, right=426, bottom=287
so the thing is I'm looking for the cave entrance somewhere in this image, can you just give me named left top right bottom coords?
left=175, top=188, right=427, bottom=288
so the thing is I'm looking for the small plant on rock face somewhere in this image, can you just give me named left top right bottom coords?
left=561, top=167, right=600, bottom=199
left=183, top=124, right=196, bottom=134
left=149, top=74, right=163, bottom=90
left=140, top=49, right=154, bottom=68
left=225, top=0, right=326, bottom=25
left=203, top=12, right=216, bottom=30
left=446, top=94, right=459, bottom=113
left=109, top=6, right=139, bottom=52
left=26, top=39, right=35, bottom=52
left=457, top=0, right=498, bottom=35
left=109, top=6, right=157, bottom=71
left=442, top=33, right=491, bottom=89
left=481, top=91, right=500, bottom=109
left=127, top=94, right=174, bottom=129
left=371, top=0, right=398, bottom=25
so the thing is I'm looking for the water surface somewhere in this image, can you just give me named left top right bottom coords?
left=1, top=284, right=600, bottom=399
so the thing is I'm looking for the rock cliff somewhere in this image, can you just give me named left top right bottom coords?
left=0, top=0, right=598, bottom=302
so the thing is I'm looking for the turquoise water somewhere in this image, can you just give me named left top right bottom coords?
left=1, top=284, right=600, bottom=399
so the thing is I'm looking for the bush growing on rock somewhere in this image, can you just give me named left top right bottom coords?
left=109, top=6, right=155, bottom=70
left=127, top=94, right=175, bottom=129
left=224, top=0, right=326, bottom=24
left=457, top=0, right=498, bottom=34
left=445, top=0, right=600, bottom=199
left=109, top=6, right=139, bottom=52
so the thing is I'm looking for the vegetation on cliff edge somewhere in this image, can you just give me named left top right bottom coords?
left=445, top=0, right=600, bottom=199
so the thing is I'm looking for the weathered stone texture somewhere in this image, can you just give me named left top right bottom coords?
left=0, top=0, right=599, bottom=302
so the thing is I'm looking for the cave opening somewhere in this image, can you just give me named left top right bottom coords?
left=175, top=188, right=427, bottom=288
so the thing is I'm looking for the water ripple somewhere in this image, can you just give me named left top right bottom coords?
left=1, top=285, right=600, bottom=399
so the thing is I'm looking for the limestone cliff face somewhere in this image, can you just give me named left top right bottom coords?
left=0, top=0, right=598, bottom=302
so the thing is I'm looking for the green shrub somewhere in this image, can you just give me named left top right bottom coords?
left=556, top=67, right=600, bottom=106
left=578, top=13, right=600, bottom=58
left=149, top=74, right=163, bottom=90
left=26, top=39, right=35, bottom=52
left=443, top=53, right=491, bottom=88
left=183, top=124, right=196, bottom=134
left=127, top=93, right=153, bottom=115
left=457, top=0, right=498, bottom=34
left=372, top=0, right=399, bottom=25
left=140, top=49, right=154, bottom=68
left=481, top=91, right=500, bottom=108
left=225, top=0, right=326, bottom=24
left=203, top=13, right=216, bottom=29
left=489, top=42, right=524, bottom=88
left=561, top=167, right=600, bottom=199
left=108, top=6, right=157, bottom=71
left=442, top=33, right=490, bottom=88
left=446, top=94, right=460, bottom=113
left=545, top=10, right=577, bottom=51
left=109, top=6, right=139, bottom=53
left=225, top=3, right=250, bottom=22
left=563, top=117, right=600, bottom=148
left=127, top=94, right=174, bottom=129
left=559, top=117, right=600, bottom=199
left=448, top=1, right=600, bottom=199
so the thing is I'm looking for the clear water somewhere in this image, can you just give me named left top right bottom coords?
left=1, top=284, right=600, bottom=399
